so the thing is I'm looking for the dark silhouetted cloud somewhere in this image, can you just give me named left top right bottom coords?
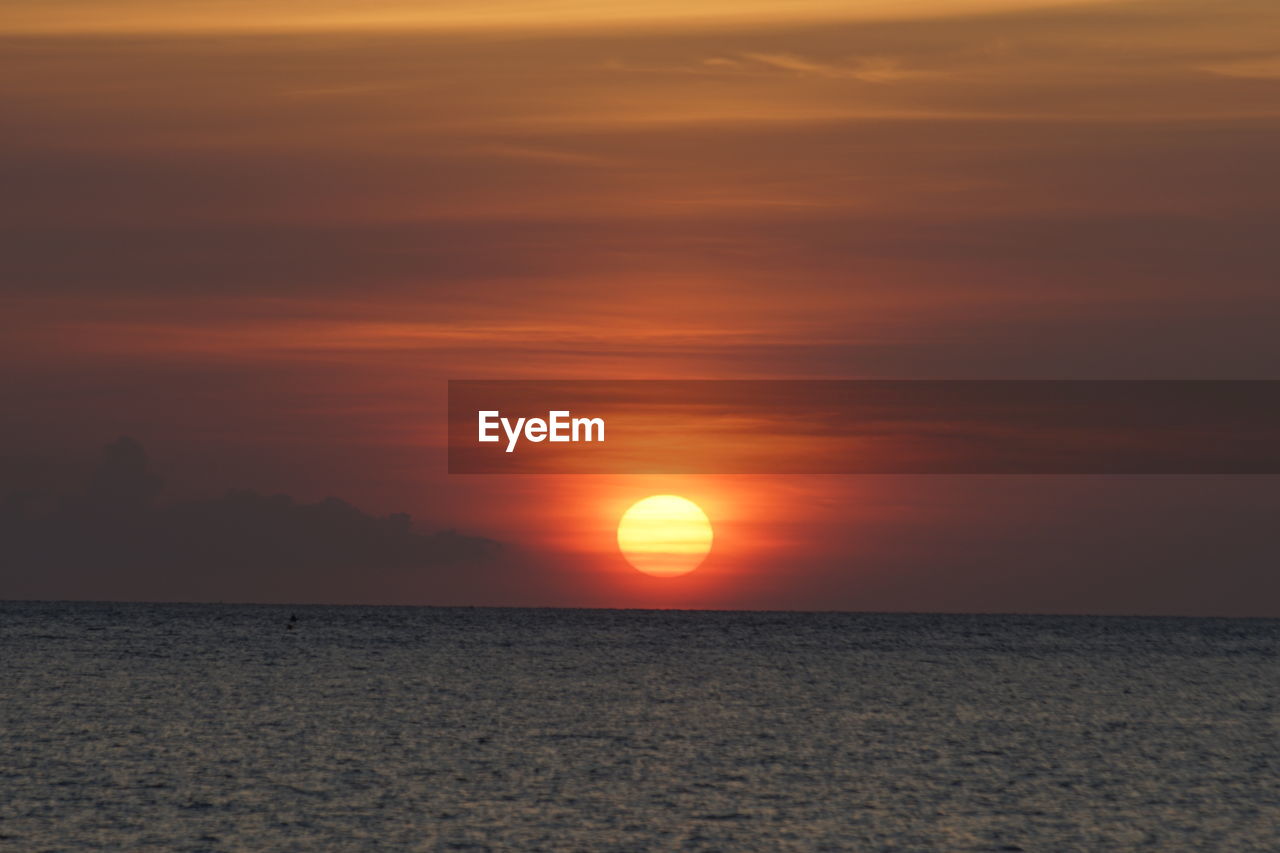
left=0, top=437, right=501, bottom=602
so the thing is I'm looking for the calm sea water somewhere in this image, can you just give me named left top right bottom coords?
left=1, top=603, right=1277, bottom=851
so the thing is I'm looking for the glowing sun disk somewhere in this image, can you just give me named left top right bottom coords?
left=617, top=494, right=713, bottom=577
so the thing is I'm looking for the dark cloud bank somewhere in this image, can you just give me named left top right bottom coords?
left=0, top=437, right=500, bottom=603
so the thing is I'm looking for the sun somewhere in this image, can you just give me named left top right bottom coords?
left=617, top=495, right=713, bottom=577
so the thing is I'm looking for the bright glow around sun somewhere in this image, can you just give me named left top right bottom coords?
left=617, top=494, right=713, bottom=577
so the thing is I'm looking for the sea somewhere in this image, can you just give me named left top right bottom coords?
left=1, top=602, right=1277, bottom=851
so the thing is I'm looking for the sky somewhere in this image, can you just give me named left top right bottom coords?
left=1, top=0, right=1278, bottom=613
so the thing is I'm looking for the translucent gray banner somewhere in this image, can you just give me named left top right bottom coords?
left=448, top=380, right=1280, bottom=474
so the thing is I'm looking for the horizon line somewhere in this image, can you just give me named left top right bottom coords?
left=4, top=597, right=1277, bottom=621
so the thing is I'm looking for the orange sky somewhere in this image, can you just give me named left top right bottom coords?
left=0, top=0, right=1130, bottom=34
left=1, top=0, right=1278, bottom=612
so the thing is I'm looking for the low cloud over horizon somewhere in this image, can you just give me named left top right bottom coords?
left=0, top=437, right=501, bottom=603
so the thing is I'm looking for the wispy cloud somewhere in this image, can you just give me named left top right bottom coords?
left=1200, top=54, right=1280, bottom=78
left=733, top=53, right=931, bottom=82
